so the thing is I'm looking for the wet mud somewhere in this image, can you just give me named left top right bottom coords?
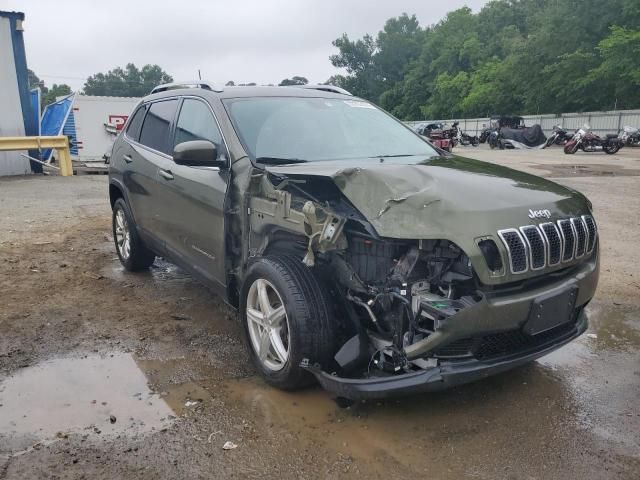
left=1, top=173, right=639, bottom=478
left=533, top=163, right=640, bottom=178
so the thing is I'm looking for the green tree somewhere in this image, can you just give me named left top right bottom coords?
left=585, top=26, right=640, bottom=109
left=330, top=33, right=380, bottom=99
left=328, top=0, right=640, bottom=119
left=28, top=69, right=72, bottom=109
left=278, top=76, right=309, bottom=86
left=83, top=63, right=173, bottom=97
left=42, top=84, right=72, bottom=107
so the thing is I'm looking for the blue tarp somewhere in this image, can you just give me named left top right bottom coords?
left=40, top=93, right=75, bottom=161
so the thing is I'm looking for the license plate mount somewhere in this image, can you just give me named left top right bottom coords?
left=524, top=286, right=578, bottom=335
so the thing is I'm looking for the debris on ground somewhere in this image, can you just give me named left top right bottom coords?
left=184, top=400, right=199, bottom=407
left=109, top=415, right=117, bottom=424
left=586, top=333, right=598, bottom=339
left=83, top=272, right=104, bottom=280
left=170, top=313, right=191, bottom=321
left=222, top=441, right=238, bottom=450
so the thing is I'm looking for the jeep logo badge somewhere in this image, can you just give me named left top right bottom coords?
left=528, top=209, right=551, bottom=219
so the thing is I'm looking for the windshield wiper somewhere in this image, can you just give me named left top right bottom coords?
left=256, top=157, right=308, bottom=165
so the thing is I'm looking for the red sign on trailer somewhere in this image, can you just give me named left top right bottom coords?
left=108, top=115, right=129, bottom=131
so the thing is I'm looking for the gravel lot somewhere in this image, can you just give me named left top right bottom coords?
left=1, top=145, right=639, bottom=479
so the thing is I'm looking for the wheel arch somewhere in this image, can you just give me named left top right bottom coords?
left=108, top=179, right=129, bottom=209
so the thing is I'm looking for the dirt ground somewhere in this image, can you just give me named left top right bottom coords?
left=1, top=145, right=639, bottom=479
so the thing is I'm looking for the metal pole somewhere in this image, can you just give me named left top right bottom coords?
left=20, top=153, right=60, bottom=170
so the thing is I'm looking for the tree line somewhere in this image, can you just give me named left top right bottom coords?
left=28, top=0, right=639, bottom=119
left=29, top=63, right=309, bottom=106
left=329, top=0, right=640, bottom=119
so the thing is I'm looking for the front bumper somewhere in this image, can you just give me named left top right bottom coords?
left=305, top=253, right=598, bottom=400
left=305, top=311, right=587, bottom=400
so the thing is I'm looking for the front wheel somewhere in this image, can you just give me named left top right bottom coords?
left=240, top=255, right=336, bottom=390
left=545, top=136, right=556, bottom=148
left=564, top=142, right=578, bottom=154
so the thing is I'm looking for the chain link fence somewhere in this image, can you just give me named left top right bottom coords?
left=406, top=109, right=640, bottom=137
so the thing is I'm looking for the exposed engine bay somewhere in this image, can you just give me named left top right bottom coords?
left=333, top=235, right=480, bottom=376
left=247, top=170, right=483, bottom=379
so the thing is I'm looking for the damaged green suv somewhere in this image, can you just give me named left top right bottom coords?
left=108, top=82, right=599, bottom=399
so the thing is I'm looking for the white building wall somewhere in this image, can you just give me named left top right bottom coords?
left=0, top=16, right=31, bottom=176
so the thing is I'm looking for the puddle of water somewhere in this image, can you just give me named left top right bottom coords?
left=533, top=163, right=640, bottom=178
left=0, top=354, right=175, bottom=445
left=101, top=258, right=194, bottom=287
left=538, top=301, right=640, bottom=455
left=223, top=301, right=640, bottom=469
left=222, top=368, right=574, bottom=473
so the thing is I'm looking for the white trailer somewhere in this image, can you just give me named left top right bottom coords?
left=63, top=95, right=141, bottom=162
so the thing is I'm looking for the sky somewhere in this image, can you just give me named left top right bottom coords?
left=3, top=0, right=488, bottom=91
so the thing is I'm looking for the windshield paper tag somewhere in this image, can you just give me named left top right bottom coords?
left=344, top=100, right=376, bottom=109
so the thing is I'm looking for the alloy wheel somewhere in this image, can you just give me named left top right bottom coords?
left=114, top=208, right=131, bottom=260
left=246, top=278, right=290, bottom=371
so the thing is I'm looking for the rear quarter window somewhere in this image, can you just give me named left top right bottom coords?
left=125, top=105, right=146, bottom=141
left=138, top=99, right=178, bottom=154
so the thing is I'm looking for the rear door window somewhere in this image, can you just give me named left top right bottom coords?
left=138, top=99, right=178, bottom=154
left=173, top=98, right=223, bottom=150
left=125, top=104, right=146, bottom=141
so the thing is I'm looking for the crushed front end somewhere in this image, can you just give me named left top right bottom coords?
left=245, top=161, right=599, bottom=400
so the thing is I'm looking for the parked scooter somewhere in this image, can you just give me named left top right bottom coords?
left=620, top=125, right=640, bottom=147
left=544, top=125, right=572, bottom=147
left=564, top=125, right=623, bottom=155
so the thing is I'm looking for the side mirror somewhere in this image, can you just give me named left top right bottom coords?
left=172, top=140, right=226, bottom=167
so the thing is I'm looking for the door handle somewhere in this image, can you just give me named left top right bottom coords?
left=123, top=154, right=133, bottom=163
left=159, top=169, right=174, bottom=180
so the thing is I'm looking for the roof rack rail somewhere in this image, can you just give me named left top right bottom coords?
left=297, top=84, right=353, bottom=96
left=150, top=81, right=224, bottom=94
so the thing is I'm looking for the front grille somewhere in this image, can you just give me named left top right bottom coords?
left=498, top=216, right=596, bottom=274
left=540, top=222, right=562, bottom=266
left=498, top=229, right=527, bottom=273
left=572, top=217, right=587, bottom=258
left=432, top=338, right=476, bottom=358
left=475, top=320, right=577, bottom=359
left=520, top=226, right=546, bottom=270
left=558, top=219, right=575, bottom=262
left=582, top=215, right=597, bottom=253
left=433, top=313, right=580, bottom=360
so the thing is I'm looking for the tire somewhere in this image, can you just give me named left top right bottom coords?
left=545, top=136, right=555, bottom=148
left=112, top=198, right=155, bottom=271
left=604, top=143, right=620, bottom=155
left=240, top=255, right=336, bottom=390
left=564, top=143, right=578, bottom=154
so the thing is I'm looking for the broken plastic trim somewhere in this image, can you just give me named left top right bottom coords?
left=301, top=311, right=587, bottom=400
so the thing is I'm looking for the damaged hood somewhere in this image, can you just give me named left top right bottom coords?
left=265, top=155, right=590, bottom=240
left=266, top=155, right=592, bottom=284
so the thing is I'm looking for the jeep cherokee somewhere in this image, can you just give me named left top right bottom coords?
left=108, top=82, right=599, bottom=399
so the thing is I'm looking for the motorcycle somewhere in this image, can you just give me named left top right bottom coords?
left=563, top=125, right=623, bottom=155
left=450, top=121, right=479, bottom=147
left=479, top=126, right=491, bottom=143
left=620, top=125, right=640, bottom=147
left=544, top=125, right=572, bottom=147
left=488, top=130, right=504, bottom=149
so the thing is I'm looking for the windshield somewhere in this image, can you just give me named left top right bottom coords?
left=223, top=97, right=439, bottom=162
